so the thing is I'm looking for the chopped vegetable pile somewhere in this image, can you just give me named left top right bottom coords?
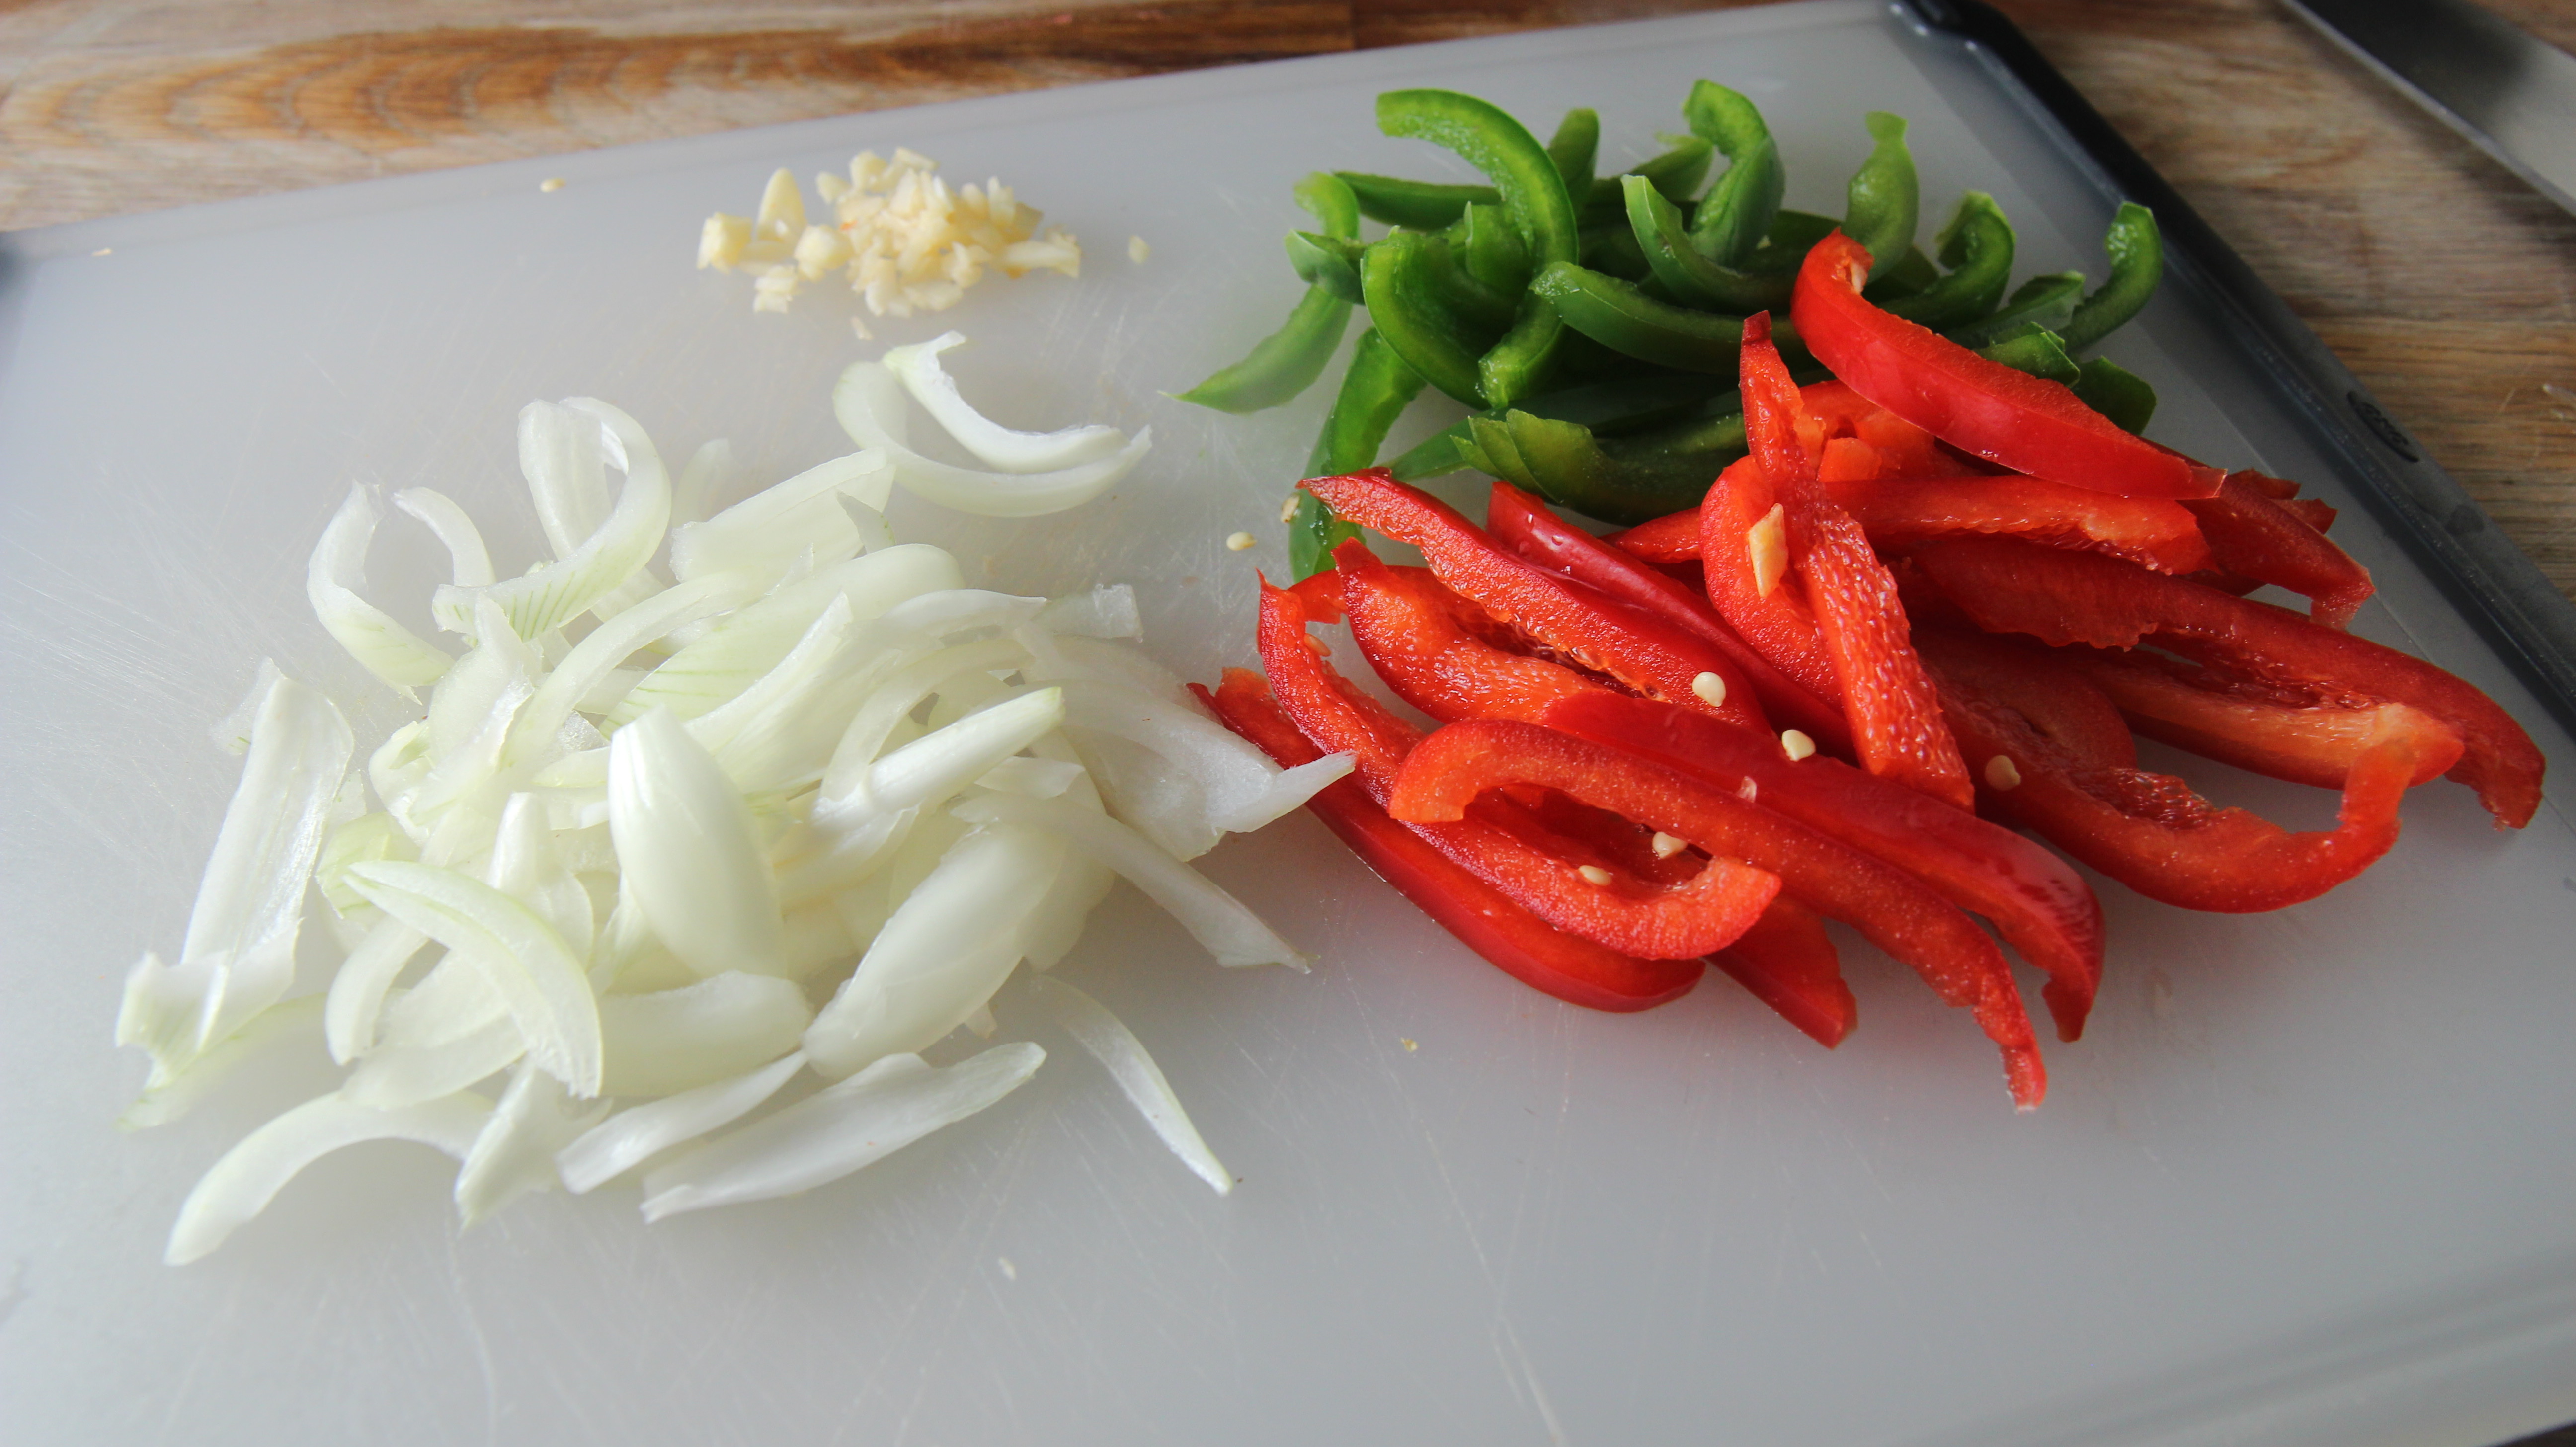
left=1183, top=83, right=2547, bottom=1108
left=120, top=342, right=1337, bottom=1262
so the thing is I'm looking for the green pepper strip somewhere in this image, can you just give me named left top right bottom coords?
left=1456, top=202, right=1533, bottom=293
left=1548, top=108, right=1600, bottom=203
left=1682, top=80, right=1787, bottom=267
left=1743, top=209, right=1840, bottom=275
left=1592, top=135, right=1714, bottom=218
left=1376, top=89, right=1580, bottom=409
left=1946, top=270, right=2083, bottom=347
left=1533, top=260, right=1803, bottom=375
left=1580, top=221, right=1652, bottom=281
left=1976, top=327, right=2080, bottom=384
left=2071, top=356, right=2157, bottom=434
left=2061, top=202, right=2163, bottom=352
left=1296, top=329, right=1429, bottom=578
left=1461, top=408, right=1749, bottom=525
left=1287, top=231, right=1365, bottom=303
left=1338, top=173, right=1493, bottom=230
left=1879, top=191, right=2015, bottom=330
left=1360, top=232, right=1513, bottom=404
left=1841, top=112, right=1919, bottom=284
left=1173, top=174, right=1361, bottom=413
left=1624, top=175, right=1792, bottom=314
left=1389, top=371, right=1731, bottom=480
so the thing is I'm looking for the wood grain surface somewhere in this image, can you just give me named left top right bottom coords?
left=1, top=2, right=2571, bottom=1442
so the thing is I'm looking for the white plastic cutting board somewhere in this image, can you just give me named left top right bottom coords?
left=4, top=4, right=2575, bottom=1445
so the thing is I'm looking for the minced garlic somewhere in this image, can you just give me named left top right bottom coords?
left=698, top=149, right=1081, bottom=318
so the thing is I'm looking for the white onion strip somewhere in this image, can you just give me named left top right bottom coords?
left=833, top=361, right=1150, bottom=518
left=165, top=1092, right=492, bottom=1265
left=952, top=793, right=1310, bottom=971
left=669, top=449, right=891, bottom=581
left=882, top=332, right=1125, bottom=472
left=322, top=915, right=431, bottom=1064
left=607, top=708, right=787, bottom=980
left=343, top=860, right=604, bottom=1097
left=393, top=488, right=496, bottom=588
left=637, top=1043, right=1043, bottom=1221
left=1029, top=975, right=1230, bottom=1195
left=118, top=671, right=354, bottom=1083
left=455, top=1062, right=608, bottom=1226
left=557, top=1051, right=807, bottom=1195
left=434, top=399, right=670, bottom=639
left=600, top=973, right=813, bottom=1098
left=307, top=485, right=455, bottom=692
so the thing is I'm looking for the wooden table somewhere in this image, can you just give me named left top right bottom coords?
left=3, top=1, right=2570, bottom=1441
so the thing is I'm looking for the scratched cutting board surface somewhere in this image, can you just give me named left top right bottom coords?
left=4, top=4, right=2575, bottom=1444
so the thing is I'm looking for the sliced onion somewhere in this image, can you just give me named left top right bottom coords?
left=119, top=671, right=354, bottom=1083
left=393, top=488, right=496, bottom=588
left=881, top=332, right=1125, bottom=472
left=816, top=686, right=1065, bottom=826
left=343, top=860, right=604, bottom=1097
left=307, top=485, right=455, bottom=692
left=433, top=399, right=670, bottom=640
left=455, top=1061, right=608, bottom=1226
left=1029, top=975, right=1229, bottom=1194
left=607, top=708, right=786, bottom=980
left=322, top=915, right=431, bottom=1064
left=508, top=570, right=763, bottom=768
left=670, top=438, right=732, bottom=529
left=165, top=1091, right=492, bottom=1265
left=638, top=1042, right=1043, bottom=1221
left=833, top=361, right=1150, bottom=517
left=802, top=824, right=1063, bottom=1079
left=557, top=1051, right=808, bottom=1194
left=952, top=793, right=1309, bottom=971
left=612, top=545, right=964, bottom=726
left=341, top=1010, right=522, bottom=1108
left=519, top=399, right=612, bottom=560
left=670, top=449, right=892, bottom=581
left=118, top=994, right=326, bottom=1131
left=600, top=972, right=813, bottom=1098
left=1034, top=585, right=1142, bottom=641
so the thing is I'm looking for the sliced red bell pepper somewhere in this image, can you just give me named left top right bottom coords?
left=1824, top=471, right=2214, bottom=576
left=1256, top=575, right=1780, bottom=961
left=1698, top=454, right=1846, bottom=708
left=1619, top=473, right=2216, bottom=578
left=1335, top=539, right=1611, bottom=725
left=1791, top=231, right=2223, bottom=499
left=1612, top=508, right=1703, bottom=566
left=1742, top=311, right=1975, bottom=809
left=2048, top=643, right=2460, bottom=792
left=1714, top=898, right=1855, bottom=1049
left=1197, top=670, right=1703, bottom=1011
left=1302, top=469, right=1775, bottom=736
left=1387, top=718, right=2046, bottom=1108
left=1912, top=535, right=2544, bottom=828
left=1543, top=690, right=2106, bottom=1042
left=2178, top=471, right=2374, bottom=629
left=1481, top=480, right=1852, bottom=752
left=1919, top=631, right=2466, bottom=912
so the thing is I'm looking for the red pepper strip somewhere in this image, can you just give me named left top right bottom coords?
left=1700, top=455, right=1847, bottom=706
left=2050, top=643, right=2460, bottom=792
left=1912, top=536, right=2545, bottom=828
left=2178, top=472, right=2374, bottom=628
left=1921, top=638, right=2465, bottom=913
left=1196, top=671, right=1703, bottom=1011
left=1798, top=379, right=1991, bottom=478
left=1256, top=576, right=1779, bottom=960
left=1482, top=481, right=1852, bottom=752
left=1714, top=898, right=1855, bottom=1049
left=1335, top=539, right=1615, bottom=725
left=1743, top=312, right=1975, bottom=809
left=1612, top=508, right=1702, bottom=565
left=2278, top=496, right=2337, bottom=532
left=1791, top=231, right=2224, bottom=499
left=1544, top=690, right=2106, bottom=1042
left=1389, top=718, right=2045, bottom=1107
left=1302, top=468, right=1772, bottom=735
left=1823, top=471, right=2215, bottom=576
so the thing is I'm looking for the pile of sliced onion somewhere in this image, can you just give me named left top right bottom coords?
left=121, top=345, right=1346, bottom=1263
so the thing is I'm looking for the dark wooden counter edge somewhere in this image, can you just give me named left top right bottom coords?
left=1899, top=0, right=2576, bottom=750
